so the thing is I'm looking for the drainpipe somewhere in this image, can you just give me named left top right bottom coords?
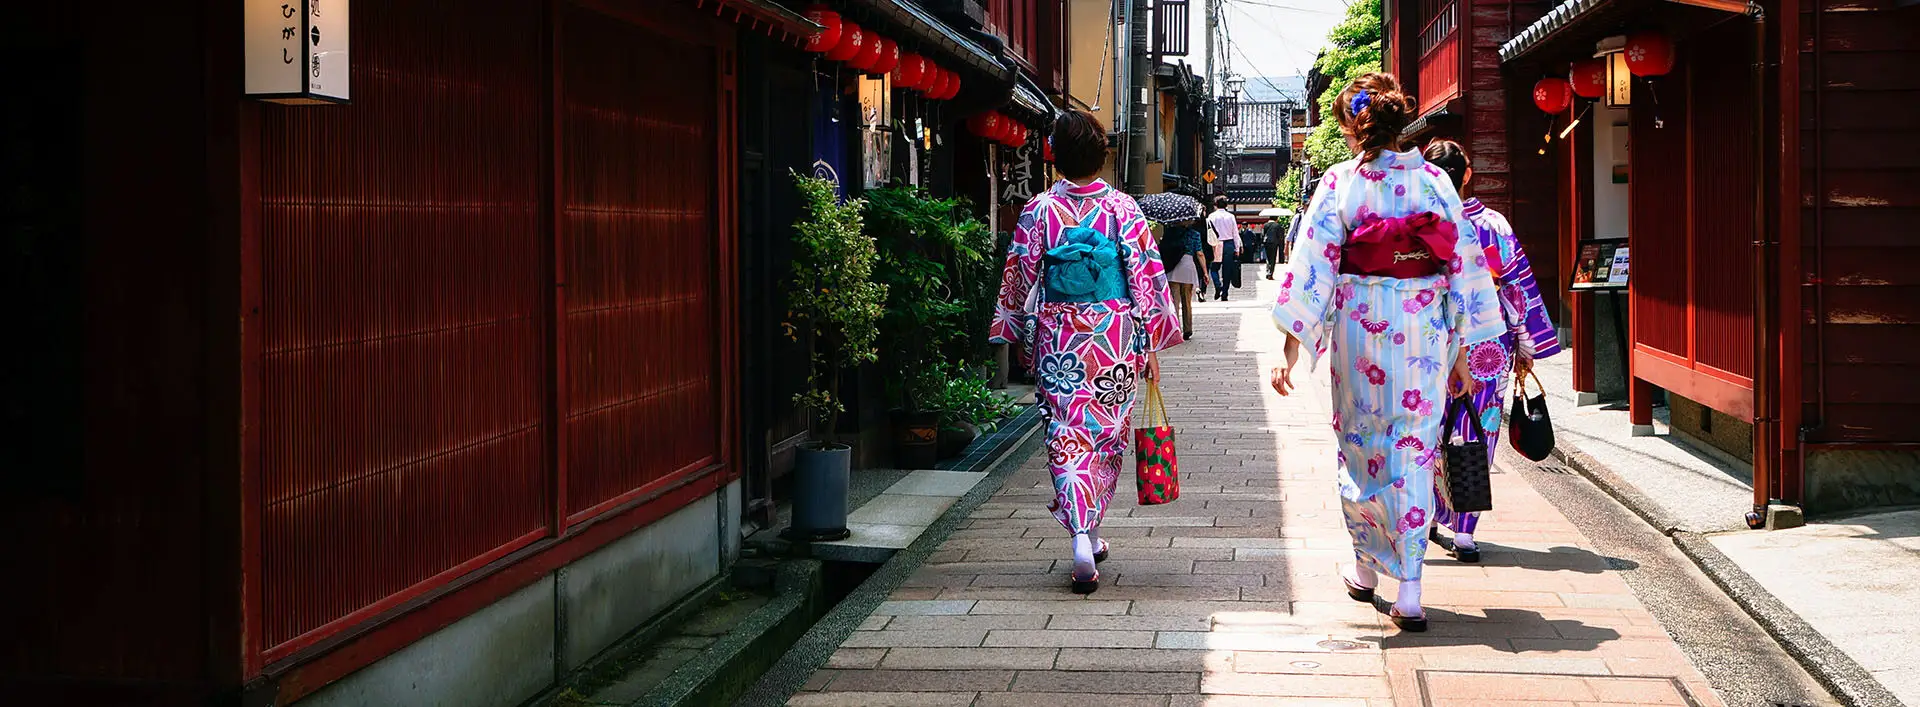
left=1127, top=0, right=1152, bottom=193
left=1746, top=0, right=1775, bottom=530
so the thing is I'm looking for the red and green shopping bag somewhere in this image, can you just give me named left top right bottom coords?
left=1134, top=380, right=1181, bottom=505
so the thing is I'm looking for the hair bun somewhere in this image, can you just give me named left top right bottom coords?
left=1338, top=73, right=1414, bottom=166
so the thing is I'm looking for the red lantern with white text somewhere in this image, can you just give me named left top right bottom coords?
left=1532, top=78, right=1572, bottom=114
left=895, top=53, right=926, bottom=91
left=849, top=31, right=885, bottom=71
left=1570, top=58, right=1607, bottom=99
left=1624, top=31, right=1674, bottom=77
left=1009, top=124, right=1029, bottom=147
left=931, top=69, right=954, bottom=100
left=870, top=38, right=901, bottom=75
left=1043, top=137, right=1054, bottom=163
left=826, top=22, right=865, bottom=62
left=803, top=5, right=841, bottom=54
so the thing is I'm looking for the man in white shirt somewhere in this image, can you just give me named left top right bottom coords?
left=1204, top=196, right=1240, bottom=301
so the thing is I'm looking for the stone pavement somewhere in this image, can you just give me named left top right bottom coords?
left=788, top=276, right=1726, bottom=706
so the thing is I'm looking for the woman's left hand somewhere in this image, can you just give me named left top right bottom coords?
left=1448, top=348, right=1481, bottom=398
left=1143, top=352, right=1161, bottom=382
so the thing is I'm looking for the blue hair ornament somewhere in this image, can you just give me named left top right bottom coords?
left=1349, top=91, right=1373, bottom=117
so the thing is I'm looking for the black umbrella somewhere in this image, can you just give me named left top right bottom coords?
left=1135, top=192, right=1202, bottom=225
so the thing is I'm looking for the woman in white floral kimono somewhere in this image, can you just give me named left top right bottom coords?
left=1268, top=73, right=1505, bottom=631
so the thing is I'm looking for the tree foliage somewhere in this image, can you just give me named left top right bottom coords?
left=1304, top=0, right=1383, bottom=173
left=787, top=173, right=888, bottom=441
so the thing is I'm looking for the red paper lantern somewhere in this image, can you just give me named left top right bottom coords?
left=994, top=114, right=1017, bottom=143
left=929, top=69, right=953, bottom=100
left=825, top=22, right=864, bottom=62
left=1042, top=137, right=1054, bottom=162
left=1624, top=31, right=1674, bottom=77
left=895, top=52, right=926, bottom=90
left=849, top=31, right=885, bottom=71
left=869, top=38, right=901, bottom=75
left=1570, top=58, right=1607, bottom=99
left=968, top=112, right=1001, bottom=139
left=940, top=71, right=963, bottom=100
left=1008, top=124, right=1029, bottom=148
left=802, top=5, right=840, bottom=54
left=1532, top=77, right=1572, bottom=114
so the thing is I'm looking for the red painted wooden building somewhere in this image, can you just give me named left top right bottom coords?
left=1386, top=0, right=1920, bottom=521
left=1, top=0, right=813, bottom=704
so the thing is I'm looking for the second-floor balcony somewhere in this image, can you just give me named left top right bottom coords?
left=1415, top=0, right=1460, bottom=116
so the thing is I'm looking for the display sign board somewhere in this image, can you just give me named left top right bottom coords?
left=1224, top=153, right=1281, bottom=199
left=1570, top=239, right=1630, bottom=290
left=246, top=0, right=350, bottom=104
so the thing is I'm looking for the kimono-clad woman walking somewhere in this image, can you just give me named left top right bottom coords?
left=1267, top=74, right=1505, bottom=630
left=990, top=110, right=1184, bottom=595
left=1422, top=140, right=1563, bottom=563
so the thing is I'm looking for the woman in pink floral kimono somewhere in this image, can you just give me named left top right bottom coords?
left=990, top=110, right=1184, bottom=594
left=1268, top=74, right=1505, bottom=630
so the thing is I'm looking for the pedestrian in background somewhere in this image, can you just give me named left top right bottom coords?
left=989, top=109, right=1185, bottom=595
left=1159, top=218, right=1204, bottom=339
left=1267, top=72, right=1504, bottom=631
left=1421, top=139, right=1563, bottom=563
left=1205, top=196, right=1239, bottom=301
left=1263, top=215, right=1287, bottom=279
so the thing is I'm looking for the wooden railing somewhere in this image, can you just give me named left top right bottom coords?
left=1415, top=1, right=1459, bottom=115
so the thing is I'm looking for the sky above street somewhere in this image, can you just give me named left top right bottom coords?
left=1184, top=0, right=1351, bottom=99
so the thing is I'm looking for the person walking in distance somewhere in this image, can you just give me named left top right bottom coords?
left=1205, top=196, right=1240, bottom=300
left=1421, top=139, right=1563, bottom=563
left=1267, top=73, right=1505, bottom=631
left=989, top=110, right=1185, bottom=595
left=1158, top=218, right=1205, bottom=339
left=1263, top=215, right=1287, bottom=279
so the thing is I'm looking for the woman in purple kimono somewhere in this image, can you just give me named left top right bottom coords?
left=1422, top=140, right=1563, bottom=563
left=1268, top=74, right=1505, bottom=630
left=990, top=110, right=1184, bottom=594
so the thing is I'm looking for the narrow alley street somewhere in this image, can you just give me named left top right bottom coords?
left=783, top=275, right=1840, bottom=707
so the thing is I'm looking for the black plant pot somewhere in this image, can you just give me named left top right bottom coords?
left=893, top=410, right=940, bottom=470
left=938, top=422, right=980, bottom=459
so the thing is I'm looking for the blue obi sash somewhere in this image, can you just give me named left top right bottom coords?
left=1042, top=224, right=1128, bottom=303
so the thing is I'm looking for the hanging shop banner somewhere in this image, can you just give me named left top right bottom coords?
left=1570, top=239, right=1630, bottom=290
left=246, top=0, right=350, bottom=104
left=863, top=128, right=892, bottom=189
left=811, top=79, right=847, bottom=196
left=999, top=142, right=1043, bottom=206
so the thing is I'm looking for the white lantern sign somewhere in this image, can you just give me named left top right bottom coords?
left=246, top=0, right=350, bottom=104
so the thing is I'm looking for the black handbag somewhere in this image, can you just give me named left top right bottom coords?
left=1441, top=396, right=1494, bottom=514
left=1508, top=371, right=1555, bottom=462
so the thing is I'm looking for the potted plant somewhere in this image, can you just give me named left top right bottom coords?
left=935, top=364, right=1020, bottom=457
left=783, top=173, right=887, bottom=542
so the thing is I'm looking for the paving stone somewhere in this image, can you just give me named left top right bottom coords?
left=787, top=277, right=1725, bottom=704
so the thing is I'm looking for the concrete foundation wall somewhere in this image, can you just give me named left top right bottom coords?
left=292, top=479, right=740, bottom=706
left=1806, top=449, right=1920, bottom=516
left=559, top=490, right=723, bottom=670
left=297, top=577, right=557, bottom=707
left=1669, top=395, right=1754, bottom=465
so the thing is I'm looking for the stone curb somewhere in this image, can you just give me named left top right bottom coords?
left=637, top=560, right=824, bottom=707
left=734, top=418, right=1044, bottom=706
left=1550, top=439, right=1903, bottom=707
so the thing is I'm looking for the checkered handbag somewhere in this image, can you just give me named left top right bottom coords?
left=1440, top=395, right=1494, bottom=514
left=1133, top=379, right=1181, bottom=505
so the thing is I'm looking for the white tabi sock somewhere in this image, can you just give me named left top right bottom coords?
left=1348, top=563, right=1379, bottom=590
left=1071, top=533, right=1097, bottom=579
left=1454, top=532, right=1475, bottom=550
left=1394, top=579, right=1424, bottom=617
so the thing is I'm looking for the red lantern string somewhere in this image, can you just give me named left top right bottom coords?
left=1624, top=31, right=1674, bottom=77
left=826, top=22, right=864, bottom=62
left=849, top=31, right=885, bottom=71
left=802, top=5, right=840, bottom=54
left=1570, top=58, right=1607, bottom=100
left=895, top=52, right=926, bottom=91
left=870, top=38, right=900, bottom=76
